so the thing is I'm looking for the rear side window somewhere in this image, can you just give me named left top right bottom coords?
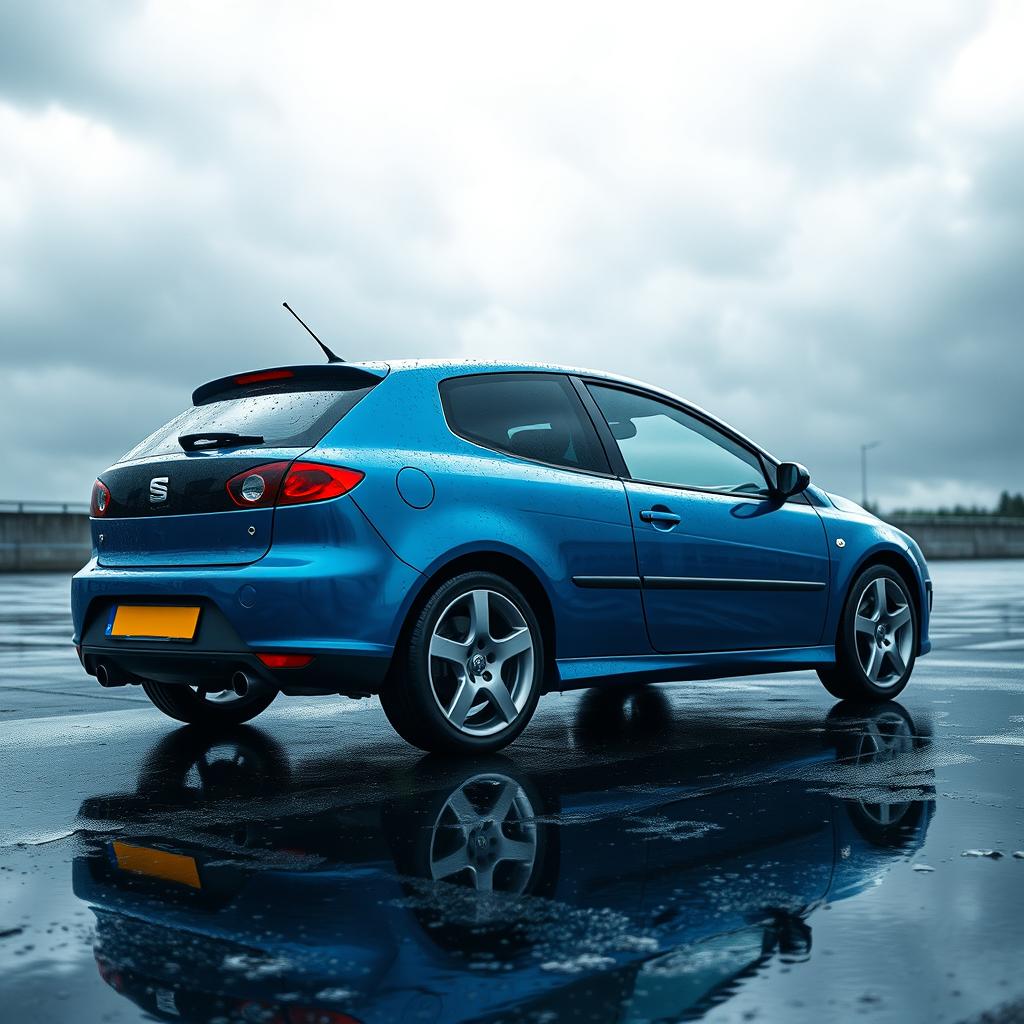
left=119, top=386, right=374, bottom=462
left=440, top=374, right=609, bottom=474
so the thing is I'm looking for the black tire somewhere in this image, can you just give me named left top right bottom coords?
left=141, top=680, right=277, bottom=727
left=817, top=564, right=918, bottom=702
left=380, top=571, right=545, bottom=754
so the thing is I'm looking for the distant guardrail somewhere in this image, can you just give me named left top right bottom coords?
left=0, top=500, right=90, bottom=514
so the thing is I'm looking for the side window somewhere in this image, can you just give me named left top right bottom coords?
left=587, top=384, right=768, bottom=495
left=440, top=374, right=609, bottom=474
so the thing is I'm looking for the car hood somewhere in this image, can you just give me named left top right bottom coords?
left=825, top=491, right=930, bottom=575
left=824, top=490, right=877, bottom=517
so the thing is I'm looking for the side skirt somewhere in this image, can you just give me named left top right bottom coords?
left=550, top=645, right=836, bottom=692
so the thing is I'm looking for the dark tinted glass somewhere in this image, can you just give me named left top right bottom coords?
left=120, top=386, right=374, bottom=462
left=588, top=384, right=768, bottom=495
left=440, top=374, right=608, bottom=474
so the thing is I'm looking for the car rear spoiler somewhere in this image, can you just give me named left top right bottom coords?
left=192, top=363, right=389, bottom=406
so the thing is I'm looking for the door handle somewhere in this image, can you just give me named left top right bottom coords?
left=640, top=509, right=681, bottom=526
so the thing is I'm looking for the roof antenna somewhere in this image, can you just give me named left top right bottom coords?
left=282, top=302, right=344, bottom=363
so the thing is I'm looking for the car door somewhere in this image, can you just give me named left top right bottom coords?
left=424, top=371, right=646, bottom=660
left=583, top=382, right=830, bottom=654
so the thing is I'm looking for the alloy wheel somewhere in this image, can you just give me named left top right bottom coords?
left=852, top=577, right=914, bottom=687
left=428, top=772, right=538, bottom=893
left=851, top=709, right=915, bottom=827
left=427, top=589, right=535, bottom=737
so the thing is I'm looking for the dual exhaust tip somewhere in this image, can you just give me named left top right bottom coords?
left=95, top=661, right=254, bottom=697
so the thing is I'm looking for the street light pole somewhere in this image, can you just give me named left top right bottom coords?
left=861, top=441, right=881, bottom=509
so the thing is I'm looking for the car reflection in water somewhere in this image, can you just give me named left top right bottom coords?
left=73, top=693, right=934, bottom=1024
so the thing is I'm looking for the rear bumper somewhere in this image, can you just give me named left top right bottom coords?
left=73, top=576, right=401, bottom=695
left=79, top=641, right=389, bottom=696
left=72, top=498, right=422, bottom=695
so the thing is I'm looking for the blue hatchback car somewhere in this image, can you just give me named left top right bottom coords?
left=72, top=359, right=932, bottom=752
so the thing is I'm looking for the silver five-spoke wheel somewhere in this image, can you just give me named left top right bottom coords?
left=817, top=566, right=918, bottom=701
left=851, top=709, right=915, bottom=828
left=379, top=571, right=544, bottom=752
left=428, top=772, right=538, bottom=893
left=853, top=577, right=914, bottom=687
left=428, top=589, right=535, bottom=737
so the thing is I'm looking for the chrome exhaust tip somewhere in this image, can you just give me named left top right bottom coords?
left=95, top=662, right=110, bottom=686
left=231, top=670, right=251, bottom=697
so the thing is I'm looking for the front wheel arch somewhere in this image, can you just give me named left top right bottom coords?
left=837, top=549, right=923, bottom=647
left=820, top=561, right=919, bottom=700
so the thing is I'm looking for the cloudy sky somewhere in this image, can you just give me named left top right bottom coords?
left=1, top=1, right=1021, bottom=510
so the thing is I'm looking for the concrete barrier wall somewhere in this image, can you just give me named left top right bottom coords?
left=1, top=510, right=1021, bottom=573
left=885, top=515, right=1024, bottom=560
left=0, top=511, right=92, bottom=572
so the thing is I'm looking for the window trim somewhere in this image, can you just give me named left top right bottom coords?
left=576, top=377, right=778, bottom=502
left=437, top=372, right=615, bottom=479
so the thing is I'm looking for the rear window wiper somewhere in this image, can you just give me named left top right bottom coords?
left=178, top=432, right=265, bottom=452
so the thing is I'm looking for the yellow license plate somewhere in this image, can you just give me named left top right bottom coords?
left=111, top=841, right=201, bottom=889
left=108, top=605, right=200, bottom=640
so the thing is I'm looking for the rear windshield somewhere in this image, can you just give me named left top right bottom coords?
left=119, top=386, right=374, bottom=462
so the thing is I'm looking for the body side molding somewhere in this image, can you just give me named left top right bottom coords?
left=572, top=575, right=826, bottom=592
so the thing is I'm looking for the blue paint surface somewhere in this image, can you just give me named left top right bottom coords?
left=72, top=359, right=931, bottom=690
left=395, top=466, right=435, bottom=509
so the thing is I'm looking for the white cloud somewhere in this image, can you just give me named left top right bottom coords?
left=0, top=1, right=1020, bottom=509
left=940, top=0, right=1024, bottom=122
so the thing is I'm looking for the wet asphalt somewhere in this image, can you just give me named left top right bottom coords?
left=1, top=561, right=1022, bottom=1024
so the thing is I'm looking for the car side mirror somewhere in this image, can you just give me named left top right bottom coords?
left=775, top=462, right=810, bottom=498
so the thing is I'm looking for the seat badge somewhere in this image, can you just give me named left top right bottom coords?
left=149, top=476, right=169, bottom=503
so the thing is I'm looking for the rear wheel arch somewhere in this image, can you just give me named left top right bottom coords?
left=388, top=551, right=557, bottom=691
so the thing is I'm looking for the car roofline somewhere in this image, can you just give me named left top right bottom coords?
left=194, top=357, right=779, bottom=466
left=378, top=358, right=780, bottom=466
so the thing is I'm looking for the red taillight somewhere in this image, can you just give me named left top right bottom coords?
left=95, top=956, right=123, bottom=992
left=232, top=1000, right=362, bottom=1024
left=257, top=653, right=314, bottom=669
left=91, top=479, right=111, bottom=517
left=226, top=461, right=363, bottom=509
left=279, top=463, right=364, bottom=505
left=234, top=369, right=294, bottom=386
left=286, top=1008, right=363, bottom=1024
